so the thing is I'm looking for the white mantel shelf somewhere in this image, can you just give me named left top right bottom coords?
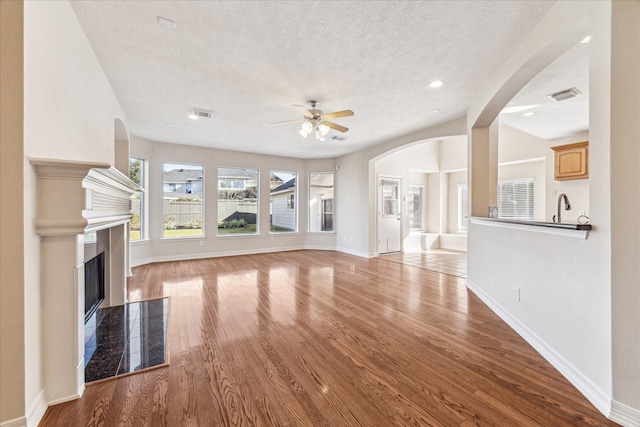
left=469, top=217, right=591, bottom=239
left=30, top=158, right=142, bottom=236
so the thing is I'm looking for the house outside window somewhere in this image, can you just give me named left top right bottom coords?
left=270, top=171, right=297, bottom=233
left=309, top=173, right=334, bottom=232
left=163, top=162, right=204, bottom=238
left=129, top=157, right=145, bottom=240
left=408, top=185, right=423, bottom=231
left=218, top=167, right=259, bottom=235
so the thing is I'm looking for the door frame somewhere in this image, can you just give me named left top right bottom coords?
left=376, top=174, right=403, bottom=256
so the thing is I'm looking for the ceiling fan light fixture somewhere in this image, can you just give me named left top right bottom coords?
left=299, top=129, right=309, bottom=138
left=318, top=124, right=330, bottom=136
left=301, top=122, right=313, bottom=133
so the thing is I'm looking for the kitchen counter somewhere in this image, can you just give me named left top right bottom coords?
left=468, top=216, right=591, bottom=239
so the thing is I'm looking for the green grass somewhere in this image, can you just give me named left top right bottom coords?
left=217, top=224, right=257, bottom=235
left=163, top=229, right=204, bottom=238
left=130, top=230, right=141, bottom=240
left=270, top=225, right=295, bottom=232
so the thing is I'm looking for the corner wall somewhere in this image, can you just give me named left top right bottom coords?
left=19, top=0, right=129, bottom=424
left=0, top=1, right=26, bottom=424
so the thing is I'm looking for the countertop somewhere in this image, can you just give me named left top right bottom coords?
left=469, top=216, right=592, bottom=231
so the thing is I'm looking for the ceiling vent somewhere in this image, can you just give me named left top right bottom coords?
left=188, top=108, right=215, bottom=119
left=331, top=136, right=346, bottom=141
left=548, top=87, right=581, bottom=102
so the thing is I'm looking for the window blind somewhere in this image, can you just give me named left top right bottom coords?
left=497, top=178, right=534, bottom=220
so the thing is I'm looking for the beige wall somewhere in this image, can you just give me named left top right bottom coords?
left=0, top=1, right=26, bottom=423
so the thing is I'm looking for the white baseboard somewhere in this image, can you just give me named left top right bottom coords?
left=0, top=417, right=26, bottom=427
left=466, top=279, right=615, bottom=421
left=26, top=390, right=47, bottom=427
left=335, top=247, right=374, bottom=258
left=610, top=400, right=640, bottom=427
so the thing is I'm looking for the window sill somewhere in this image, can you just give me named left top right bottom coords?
left=130, top=238, right=150, bottom=245
left=216, top=233, right=261, bottom=239
left=160, top=235, right=205, bottom=242
left=306, top=231, right=335, bottom=235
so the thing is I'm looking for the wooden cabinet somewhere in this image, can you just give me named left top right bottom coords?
left=551, top=141, right=589, bottom=181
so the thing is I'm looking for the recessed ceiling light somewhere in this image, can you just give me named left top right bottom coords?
left=520, top=111, right=536, bottom=118
left=580, top=36, right=591, bottom=44
left=157, top=17, right=176, bottom=29
left=431, top=109, right=440, bottom=113
left=428, top=80, right=445, bottom=89
left=165, top=122, right=175, bottom=127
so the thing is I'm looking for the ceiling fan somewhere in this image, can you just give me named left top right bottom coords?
left=271, top=100, right=354, bottom=141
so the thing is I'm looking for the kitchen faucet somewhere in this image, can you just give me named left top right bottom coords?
left=554, top=193, right=571, bottom=223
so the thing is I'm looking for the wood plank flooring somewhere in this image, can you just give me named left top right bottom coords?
left=381, top=249, right=468, bottom=278
left=40, top=250, right=617, bottom=426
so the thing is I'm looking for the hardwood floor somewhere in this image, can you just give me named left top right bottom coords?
left=381, top=249, right=468, bottom=278
left=40, top=250, right=617, bottom=426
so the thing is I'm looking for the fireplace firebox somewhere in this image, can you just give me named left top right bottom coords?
left=84, top=251, right=105, bottom=323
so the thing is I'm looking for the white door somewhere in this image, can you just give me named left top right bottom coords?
left=378, top=177, right=402, bottom=254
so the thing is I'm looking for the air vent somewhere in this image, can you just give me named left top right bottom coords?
left=194, top=109, right=215, bottom=119
left=188, top=108, right=215, bottom=120
left=548, top=87, right=581, bottom=102
left=331, top=136, right=346, bottom=141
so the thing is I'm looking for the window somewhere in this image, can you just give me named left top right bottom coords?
left=498, top=178, right=534, bottom=220
left=458, top=184, right=469, bottom=231
left=382, top=182, right=399, bottom=217
left=270, top=171, right=297, bottom=232
left=457, top=178, right=534, bottom=231
left=408, top=185, right=423, bottom=231
left=309, top=173, right=334, bottom=232
left=163, top=162, right=204, bottom=238
left=129, top=157, right=145, bottom=240
left=218, top=167, right=258, bottom=235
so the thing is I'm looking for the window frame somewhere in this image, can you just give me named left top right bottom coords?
left=129, top=157, right=147, bottom=241
left=217, top=166, right=259, bottom=237
left=270, top=170, right=298, bottom=233
left=162, top=161, right=205, bottom=239
left=408, top=185, right=423, bottom=231
left=308, top=172, right=334, bottom=233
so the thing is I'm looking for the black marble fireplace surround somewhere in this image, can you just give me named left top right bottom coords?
left=84, top=297, right=169, bottom=383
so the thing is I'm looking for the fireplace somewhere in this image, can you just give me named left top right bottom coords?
left=84, top=251, right=105, bottom=322
left=32, top=158, right=141, bottom=404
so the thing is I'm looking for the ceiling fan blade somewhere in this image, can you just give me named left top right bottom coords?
left=324, top=121, right=349, bottom=133
left=292, top=104, right=314, bottom=118
left=270, top=119, right=303, bottom=126
left=322, top=110, right=354, bottom=119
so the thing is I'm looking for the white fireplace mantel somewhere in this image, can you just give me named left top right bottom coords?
left=31, top=158, right=142, bottom=236
left=30, top=158, right=141, bottom=405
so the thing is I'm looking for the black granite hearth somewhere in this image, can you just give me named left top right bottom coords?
left=84, top=297, right=169, bottom=383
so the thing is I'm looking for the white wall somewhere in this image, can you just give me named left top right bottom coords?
left=17, top=0, right=128, bottom=424
left=466, top=2, right=640, bottom=423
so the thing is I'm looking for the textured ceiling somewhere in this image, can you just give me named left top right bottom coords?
left=69, top=0, right=573, bottom=159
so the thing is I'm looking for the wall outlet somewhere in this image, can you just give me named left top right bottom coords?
left=199, top=240, right=204, bottom=246
left=551, top=189, right=557, bottom=196
left=579, top=210, right=585, bottom=216
left=514, top=287, right=521, bottom=302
